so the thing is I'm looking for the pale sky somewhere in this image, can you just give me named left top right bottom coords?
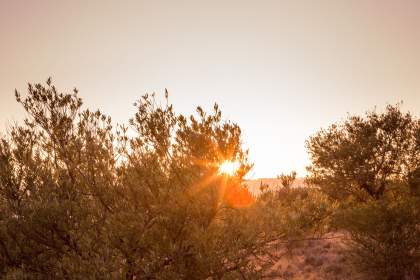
left=1, top=0, right=419, bottom=178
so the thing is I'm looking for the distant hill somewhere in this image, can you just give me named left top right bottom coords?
left=244, top=178, right=307, bottom=195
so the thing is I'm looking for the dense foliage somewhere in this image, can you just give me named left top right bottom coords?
left=334, top=190, right=420, bottom=280
left=0, top=79, right=327, bottom=279
left=1, top=79, right=419, bottom=279
left=306, top=104, right=420, bottom=279
left=306, top=104, right=420, bottom=201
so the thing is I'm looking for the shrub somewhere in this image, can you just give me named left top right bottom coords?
left=334, top=194, right=420, bottom=279
left=306, top=104, right=420, bottom=279
left=0, top=79, right=299, bottom=279
left=306, top=104, right=420, bottom=201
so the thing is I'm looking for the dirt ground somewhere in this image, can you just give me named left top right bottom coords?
left=259, top=233, right=361, bottom=280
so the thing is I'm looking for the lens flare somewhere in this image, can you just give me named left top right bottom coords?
left=224, top=184, right=255, bottom=208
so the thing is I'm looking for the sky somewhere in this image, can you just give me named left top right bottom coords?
left=1, top=0, right=419, bottom=178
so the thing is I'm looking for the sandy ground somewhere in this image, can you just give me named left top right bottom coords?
left=258, top=233, right=361, bottom=280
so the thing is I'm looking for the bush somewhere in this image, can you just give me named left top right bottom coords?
left=257, top=186, right=336, bottom=241
left=306, top=104, right=420, bottom=201
left=0, top=79, right=298, bottom=279
left=306, top=104, right=420, bottom=279
left=334, top=193, right=420, bottom=280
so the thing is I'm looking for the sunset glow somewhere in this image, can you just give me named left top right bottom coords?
left=0, top=1, right=419, bottom=278
left=1, top=1, right=419, bottom=178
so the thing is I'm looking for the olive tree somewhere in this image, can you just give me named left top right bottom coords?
left=0, top=79, right=292, bottom=279
left=306, top=104, right=420, bottom=279
left=306, top=104, right=420, bottom=201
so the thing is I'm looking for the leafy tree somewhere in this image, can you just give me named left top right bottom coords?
left=306, top=104, right=420, bottom=200
left=0, top=79, right=298, bottom=279
left=306, top=104, right=420, bottom=279
left=0, top=79, right=121, bottom=278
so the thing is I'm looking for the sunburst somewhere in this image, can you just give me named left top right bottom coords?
left=218, top=160, right=240, bottom=175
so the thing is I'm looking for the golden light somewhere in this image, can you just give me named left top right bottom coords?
left=218, top=160, right=240, bottom=175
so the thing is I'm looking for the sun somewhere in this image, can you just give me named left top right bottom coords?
left=218, top=160, right=240, bottom=175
